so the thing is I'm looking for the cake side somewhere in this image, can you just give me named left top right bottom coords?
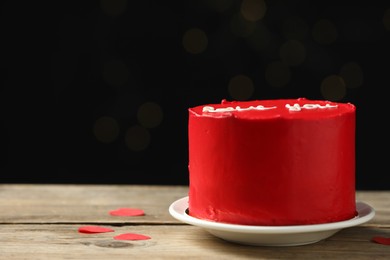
left=188, top=98, right=356, bottom=226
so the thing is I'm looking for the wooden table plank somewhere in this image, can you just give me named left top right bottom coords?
left=0, top=184, right=188, bottom=224
left=0, top=224, right=389, bottom=259
left=356, top=191, right=390, bottom=226
left=0, top=185, right=388, bottom=226
left=0, top=185, right=389, bottom=259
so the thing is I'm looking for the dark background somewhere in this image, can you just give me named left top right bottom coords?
left=1, top=1, right=389, bottom=189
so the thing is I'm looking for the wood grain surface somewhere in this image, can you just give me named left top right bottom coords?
left=0, top=185, right=389, bottom=259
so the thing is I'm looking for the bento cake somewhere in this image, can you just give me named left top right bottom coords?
left=187, top=98, right=357, bottom=226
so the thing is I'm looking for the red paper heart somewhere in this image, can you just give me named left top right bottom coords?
left=372, top=236, right=390, bottom=246
left=113, top=233, right=151, bottom=240
left=109, top=208, right=145, bottom=216
left=78, top=226, right=115, bottom=234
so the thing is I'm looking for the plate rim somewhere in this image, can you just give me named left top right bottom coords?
left=169, top=196, right=375, bottom=234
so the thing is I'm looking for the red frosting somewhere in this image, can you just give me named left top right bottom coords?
left=188, top=98, right=357, bottom=226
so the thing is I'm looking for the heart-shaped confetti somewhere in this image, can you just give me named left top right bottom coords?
left=372, top=236, right=390, bottom=246
left=109, top=208, right=145, bottom=216
left=113, top=233, right=151, bottom=241
left=78, top=226, right=115, bottom=234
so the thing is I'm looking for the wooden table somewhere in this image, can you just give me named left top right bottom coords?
left=0, top=184, right=389, bottom=259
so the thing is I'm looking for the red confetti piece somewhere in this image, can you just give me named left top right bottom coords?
left=372, top=236, right=390, bottom=246
left=78, top=226, right=115, bottom=234
left=113, top=233, right=151, bottom=241
left=109, top=208, right=145, bottom=217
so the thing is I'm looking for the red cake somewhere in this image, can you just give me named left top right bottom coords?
left=188, top=98, right=357, bottom=226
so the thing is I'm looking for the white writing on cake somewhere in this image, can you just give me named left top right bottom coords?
left=202, top=103, right=338, bottom=113
left=285, top=103, right=338, bottom=111
left=202, top=105, right=277, bottom=113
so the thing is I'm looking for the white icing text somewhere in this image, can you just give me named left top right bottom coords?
left=285, top=103, right=338, bottom=111
left=202, top=103, right=338, bottom=113
left=202, top=105, right=276, bottom=113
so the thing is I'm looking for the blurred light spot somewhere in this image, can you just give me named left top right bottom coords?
left=241, top=0, right=267, bottom=22
left=303, top=48, right=333, bottom=75
left=282, top=16, right=309, bottom=41
left=125, top=125, right=151, bottom=151
left=312, top=19, right=338, bottom=44
left=137, top=102, right=163, bottom=128
left=340, top=62, right=363, bottom=89
left=279, top=40, right=306, bottom=66
left=383, top=9, right=390, bottom=31
left=320, top=75, right=346, bottom=101
left=230, top=13, right=256, bottom=37
left=208, top=26, right=238, bottom=56
left=245, top=22, right=271, bottom=52
left=103, top=59, right=129, bottom=89
left=228, top=74, right=254, bottom=100
left=265, top=61, right=291, bottom=88
left=93, top=116, right=120, bottom=144
left=100, top=0, right=127, bottom=16
left=203, top=0, right=234, bottom=13
left=342, top=20, right=373, bottom=42
left=182, top=28, right=208, bottom=54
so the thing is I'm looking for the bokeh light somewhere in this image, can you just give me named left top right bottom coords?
left=245, top=22, right=271, bottom=53
left=100, top=0, right=127, bottom=16
left=202, top=0, right=234, bottom=13
left=93, top=116, right=120, bottom=144
left=137, top=102, right=163, bottom=128
left=265, top=61, right=291, bottom=88
left=102, top=59, right=129, bottom=89
left=312, top=19, right=338, bottom=45
left=340, top=62, right=363, bottom=89
left=303, top=46, right=334, bottom=75
left=228, top=74, right=255, bottom=100
left=342, top=20, right=373, bottom=42
left=282, top=16, right=309, bottom=41
left=320, top=75, right=346, bottom=101
left=182, top=28, right=208, bottom=54
left=230, top=13, right=257, bottom=37
left=240, top=0, right=267, bottom=22
left=383, top=8, right=390, bottom=31
left=279, top=40, right=306, bottom=66
left=125, top=125, right=151, bottom=151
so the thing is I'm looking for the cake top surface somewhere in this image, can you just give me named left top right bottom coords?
left=189, top=98, right=355, bottom=119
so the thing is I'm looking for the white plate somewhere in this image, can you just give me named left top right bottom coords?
left=169, top=196, right=375, bottom=246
